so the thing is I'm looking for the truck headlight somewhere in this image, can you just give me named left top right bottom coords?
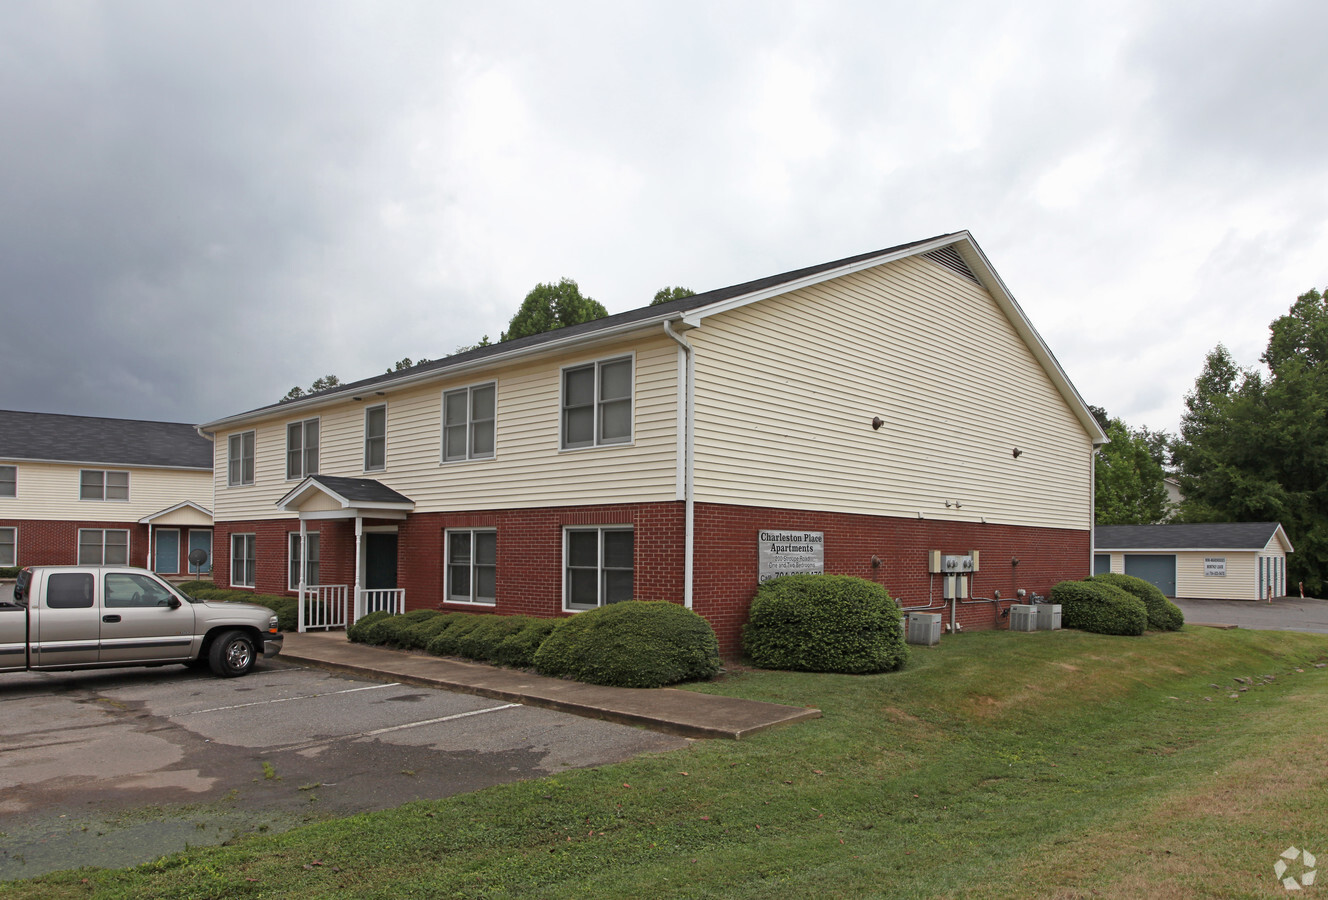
left=268, top=615, right=279, bottom=634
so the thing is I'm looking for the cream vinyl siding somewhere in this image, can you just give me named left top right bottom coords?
left=211, top=335, right=680, bottom=522
left=1175, top=551, right=1258, bottom=601
left=147, top=506, right=213, bottom=527
left=0, top=462, right=211, bottom=521
left=689, top=256, right=1093, bottom=529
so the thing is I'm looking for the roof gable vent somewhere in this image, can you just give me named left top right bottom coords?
left=923, top=246, right=980, bottom=284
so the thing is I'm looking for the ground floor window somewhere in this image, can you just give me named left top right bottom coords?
left=564, top=526, right=633, bottom=611
left=231, top=533, right=256, bottom=587
left=288, top=532, right=321, bottom=590
left=0, top=527, right=14, bottom=567
left=78, top=528, right=129, bottom=566
left=446, top=529, right=496, bottom=604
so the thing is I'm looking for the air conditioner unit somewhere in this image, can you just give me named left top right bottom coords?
left=1009, top=604, right=1038, bottom=632
left=906, top=612, right=942, bottom=645
left=1036, top=604, right=1062, bottom=631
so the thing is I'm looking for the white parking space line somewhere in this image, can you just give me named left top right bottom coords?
left=267, top=702, right=523, bottom=754
left=174, top=682, right=401, bottom=717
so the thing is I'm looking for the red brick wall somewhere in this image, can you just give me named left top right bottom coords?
left=1, top=518, right=151, bottom=568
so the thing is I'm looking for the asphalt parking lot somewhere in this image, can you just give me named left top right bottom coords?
left=0, top=658, right=688, bottom=880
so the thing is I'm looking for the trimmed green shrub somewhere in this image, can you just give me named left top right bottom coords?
left=742, top=574, right=907, bottom=674
left=456, top=615, right=539, bottom=662
left=533, top=601, right=720, bottom=688
left=347, top=610, right=395, bottom=643
left=400, top=612, right=466, bottom=650
left=493, top=619, right=563, bottom=668
left=1051, top=580, right=1147, bottom=636
left=1088, top=572, right=1184, bottom=631
left=425, top=615, right=490, bottom=657
left=368, top=609, right=441, bottom=646
left=1, top=566, right=22, bottom=579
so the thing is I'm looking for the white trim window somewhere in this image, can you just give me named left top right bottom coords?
left=442, top=383, right=496, bottom=462
left=231, top=533, right=256, bottom=588
left=446, top=529, right=497, bottom=604
left=288, top=532, right=321, bottom=590
left=80, top=469, right=129, bottom=501
left=561, top=356, right=632, bottom=449
left=78, top=528, right=129, bottom=565
left=286, top=418, right=320, bottom=480
left=228, top=431, right=255, bottom=486
left=0, top=526, right=15, bottom=567
left=563, top=526, right=634, bottom=611
left=0, top=464, right=15, bottom=498
left=364, top=404, right=387, bottom=472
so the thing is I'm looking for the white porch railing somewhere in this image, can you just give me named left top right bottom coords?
left=298, top=584, right=349, bottom=632
left=357, top=588, right=405, bottom=620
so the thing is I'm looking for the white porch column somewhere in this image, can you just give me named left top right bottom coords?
left=147, top=523, right=153, bottom=572
left=297, top=518, right=308, bottom=632
left=353, top=515, right=364, bottom=623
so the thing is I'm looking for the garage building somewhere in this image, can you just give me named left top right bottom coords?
left=1094, top=522, right=1292, bottom=601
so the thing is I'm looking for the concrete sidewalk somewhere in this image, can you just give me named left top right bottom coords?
left=279, top=630, right=821, bottom=740
left=1173, top=595, right=1328, bottom=634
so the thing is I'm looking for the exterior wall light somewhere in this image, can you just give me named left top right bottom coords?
left=872, top=416, right=884, bottom=430
left=1012, top=447, right=1023, bottom=458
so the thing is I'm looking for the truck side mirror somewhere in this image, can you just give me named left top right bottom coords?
left=168, top=596, right=182, bottom=609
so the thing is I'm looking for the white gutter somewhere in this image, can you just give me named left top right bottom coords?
left=662, top=320, right=695, bottom=609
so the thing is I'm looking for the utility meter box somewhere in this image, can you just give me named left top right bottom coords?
left=906, top=612, right=942, bottom=645
left=1009, top=604, right=1038, bottom=632
left=930, top=551, right=976, bottom=574
left=1036, top=604, right=1062, bottom=631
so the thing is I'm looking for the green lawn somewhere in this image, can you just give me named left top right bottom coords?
left=10, top=626, right=1328, bottom=899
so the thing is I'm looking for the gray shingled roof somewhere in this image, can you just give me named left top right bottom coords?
left=308, top=475, right=413, bottom=505
left=0, top=409, right=213, bottom=469
left=1095, top=523, right=1288, bottom=551
left=218, top=232, right=958, bottom=421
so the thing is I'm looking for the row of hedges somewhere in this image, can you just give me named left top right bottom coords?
left=176, top=580, right=299, bottom=632
left=348, top=601, right=722, bottom=688
left=1050, top=572, right=1185, bottom=636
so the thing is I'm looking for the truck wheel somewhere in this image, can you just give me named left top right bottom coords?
left=209, top=630, right=256, bottom=678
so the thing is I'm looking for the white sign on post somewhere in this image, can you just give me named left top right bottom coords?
left=1204, top=557, right=1226, bottom=577
left=757, top=530, right=825, bottom=582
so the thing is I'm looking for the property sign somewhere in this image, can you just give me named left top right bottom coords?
left=757, top=530, right=824, bottom=582
left=1205, top=557, right=1227, bottom=577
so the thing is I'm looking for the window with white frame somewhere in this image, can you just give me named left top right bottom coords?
left=231, top=533, right=256, bottom=587
left=78, top=528, right=129, bottom=565
left=564, top=526, right=633, bottom=610
left=288, top=532, right=321, bottom=590
left=286, top=418, right=319, bottom=480
left=561, top=356, right=632, bottom=449
left=80, top=469, right=129, bottom=501
left=228, top=431, right=255, bottom=486
left=364, top=404, right=387, bottom=471
left=0, top=465, right=15, bottom=498
left=446, top=529, right=496, bottom=604
left=0, top=527, right=15, bottom=567
left=442, top=383, right=496, bottom=461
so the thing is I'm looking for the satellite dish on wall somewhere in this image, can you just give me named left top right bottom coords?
left=188, top=548, right=210, bottom=571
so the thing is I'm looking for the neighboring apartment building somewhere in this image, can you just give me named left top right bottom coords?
left=0, top=410, right=215, bottom=575
left=200, top=232, right=1108, bottom=652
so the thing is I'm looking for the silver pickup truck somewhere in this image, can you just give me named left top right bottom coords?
left=1, top=566, right=282, bottom=678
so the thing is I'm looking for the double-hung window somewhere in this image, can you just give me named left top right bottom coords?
left=78, top=528, right=129, bottom=565
left=288, top=532, right=320, bottom=590
left=561, top=356, right=632, bottom=449
left=446, top=529, right=497, bottom=604
left=286, top=418, right=319, bottom=480
left=0, top=527, right=15, bottom=567
left=564, top=526, right=634, bottom=610
left=80, top=469, right=129, bottom=501
left=231, top=534, right=256, bottom=588
left=364, top=405, right=387, bottom=472
left=0, top=465, right=15, bottom=497
left=228, top=431, right=255, bottom=486
left=442, top=383, right=496, bottom=462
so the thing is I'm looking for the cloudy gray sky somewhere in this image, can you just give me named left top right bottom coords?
left=2, top=0, right=1325, bottom=435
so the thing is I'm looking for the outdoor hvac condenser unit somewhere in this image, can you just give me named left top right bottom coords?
left=906, top=612, right=942, bottom=645
left=1036, top=604, right=1062, bottom=631
left=1009, top=604, right=1038, bottom=632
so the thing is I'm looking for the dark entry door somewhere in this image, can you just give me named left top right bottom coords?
left=1124, top=554, right=1177, bottom=597
left=365, top=533, right=398, bottom=590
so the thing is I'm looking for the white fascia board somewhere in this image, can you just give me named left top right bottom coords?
left=139, top=500, right=214, bottom=524
left=1268, top=525, right=1295, bottom=554
left=1096, top=546, right=1269, bottom=553
left=0, top=456, right=211, bottom=472
left=297, top=508, right=410, bottom=521
left=277, top=477, right=414, bottom=514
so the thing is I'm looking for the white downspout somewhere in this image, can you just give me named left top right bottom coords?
left=663, top=320, right=695, bottom=609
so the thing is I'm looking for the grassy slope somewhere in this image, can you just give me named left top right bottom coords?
left=10, top=627, right=1328, bottom=899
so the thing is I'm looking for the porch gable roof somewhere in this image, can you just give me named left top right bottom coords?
left=278, top=474, right=415, bottom=519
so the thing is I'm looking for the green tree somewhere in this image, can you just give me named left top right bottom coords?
left=1173, top=289, right=1328, bottom=592
left=651, top=286, right=696, bottom=305
left=280, top=374, right=341, bottom=403
left=500, top=278, right=607, bottom=342
left=385, top=357, right=433, bottom=374
left=1095, top=413, right=1171, bottom=525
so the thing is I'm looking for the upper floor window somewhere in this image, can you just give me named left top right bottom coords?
left=228, top=431, right=255, bottom=486
left=562, top=356, right=632, bottom=449
left=286, top=418, right=319, bottom=480
left=364, top=405, right=387, bottom=472
left=0, top=465, right=15, bottom=498
left=80, top=469, right=129, bottom=501
left=442, top=383, right=496, bottom=462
